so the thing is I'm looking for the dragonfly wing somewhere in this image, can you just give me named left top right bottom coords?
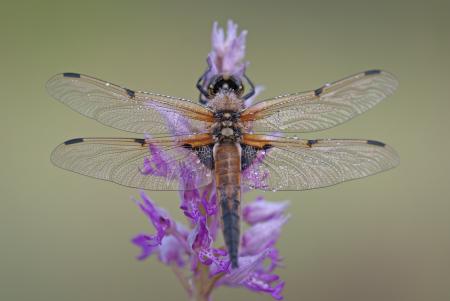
left=47, top=73, right=214, bottom=135
left=51, top=135, right=214, bottom=191
left=241, top=134, right=399, bottom=191
left=241, top=70, right=398, bottom=133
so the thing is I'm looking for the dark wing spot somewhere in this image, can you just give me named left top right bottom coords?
left=134, top=138, right=146, bottom=146
left=263, top=144, right=273, bottom=150
left=367, top=140, right=385, bottom=147
left=64, top=138, right=84, bottom=145
left=63, top=72, right=81, bottom=78
left=307, top=139, right=318, bottom=147
left=193, top=144, right=214, bottom=170
left=125, top=88, right=135, bottom=98
left=314, top=87, right=323, bottom=96
left=241, top=144, right=258, bottom=170
left=364, top=69, right=381, bottom=76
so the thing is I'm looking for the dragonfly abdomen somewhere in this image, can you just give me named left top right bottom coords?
left=214, top=142, right=242, bottom=268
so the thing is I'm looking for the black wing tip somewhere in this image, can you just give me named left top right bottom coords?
left=125, top=88, right=135, bottom=98
left=263, top=144, right=273, bottom=150
left=367, top=140, right=386, bottom=147
left=64, top=138, right=84, bottom=145
left=364, top=69, right=382, bottom=76
left=62, top=72, right=81, bottom=78
left=314, top=87, right=323, bottom=96
left=307, top=139, right=318, bottom=147
left=134, top=138, right=146, bottom=145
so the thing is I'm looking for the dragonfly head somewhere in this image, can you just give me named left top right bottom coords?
left=207, top=74, right=244, bottom=98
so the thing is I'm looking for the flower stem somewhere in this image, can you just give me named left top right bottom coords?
left=192, top=263, right=212, bottom=301
left=171, top=264, right=192, bottom=297
left=203, top=272, right=225, bottom=297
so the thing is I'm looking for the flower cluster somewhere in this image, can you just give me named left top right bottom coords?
left=132, top=20, right=288, bottom=300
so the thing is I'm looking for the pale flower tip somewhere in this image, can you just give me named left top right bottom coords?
left=139, top=190, right=149, bottom=201
left=239, top=29, right=248, bottom=39
left=207, top=20, right=249, bottom=78
left=226, top=19, right=238, bottom=41
left=130, top=195, right=138, bottom=205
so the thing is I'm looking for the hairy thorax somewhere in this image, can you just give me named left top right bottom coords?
left=207, top=91, right=245, bottom=112
left=208, top=92, right=245, bottom=144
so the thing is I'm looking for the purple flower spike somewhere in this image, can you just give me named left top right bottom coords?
left=219, top=249, right=285, bottom=300
left=220, top=248, right=273, bottom=285
left=209, top=20, right=248, bottom=78
left=242, top=215, right=289, bottom=256
left=141, top=140, right=172, bottom=177
left=158, top=235, right=187, bottom=267
left=200, top=184, right=218, bottom=216
left=180, top=187, right=201, bottom=221
left=188, top=217, right=211, bottom=251
left=188, top=217, right=230, bottom=274
left=132, top=192, right=190, bottom=267
left=132, top=234, right=157, bottom=260
left=132, top=20, right=288, bottom=301
left=243, top=197, right=290, bottom=225
left=247, top=277, right=285, bottom=301
left=136, top=191, right=172, bottom=244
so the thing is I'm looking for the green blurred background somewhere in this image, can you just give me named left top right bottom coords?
left=1, top=0, right=449, bottom=300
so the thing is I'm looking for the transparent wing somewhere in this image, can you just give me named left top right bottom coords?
left=241, top=134, right=399, bottom=191
left=241, top=70, right=398, bottom=133
left=46, top=73, right=214, bottom=135
left=51, top=135, right=214, bottom=191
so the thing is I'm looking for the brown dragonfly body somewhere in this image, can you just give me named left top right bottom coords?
left=207, top=89, right=247, bottom=267
left=48, top=69, right=400, bottom=268
left=214, top=142, right=242, bottom=266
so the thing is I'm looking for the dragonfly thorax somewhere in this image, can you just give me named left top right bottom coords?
left=212, top=110, right=243, bottom=143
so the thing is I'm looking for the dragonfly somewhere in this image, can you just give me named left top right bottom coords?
left=48, top=69, right=399, bottom=268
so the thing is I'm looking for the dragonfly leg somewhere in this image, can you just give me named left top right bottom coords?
left=242, top=74, right=255, bottom=100
left=196, top=68, right=211, bottom=104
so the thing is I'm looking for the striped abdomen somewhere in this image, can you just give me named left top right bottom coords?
left=214, top=142, right=241, bottom=268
